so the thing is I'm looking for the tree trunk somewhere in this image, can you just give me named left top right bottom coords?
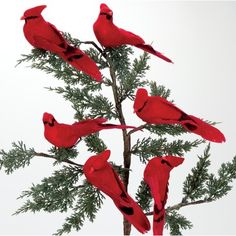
left=109, top=58, right=132, bottom=236
left=123, top=217, right=132, bottom=235
left=123, top=134, right=132, bottom=235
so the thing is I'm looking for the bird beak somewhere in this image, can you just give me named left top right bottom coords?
left=108, top=11, right=113, bottom=16
left=20, top=15, right=25, bottom=20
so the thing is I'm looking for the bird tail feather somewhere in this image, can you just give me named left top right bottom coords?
left=153, top=204, right=165, bottom=236
left=182, top=115, right=226, bottom=143
left=100, top=123, right=136, bottom=129
left=60, top=46, right=102, bottom=82
left=114, top=195, right=150, bottom=234
left=136, top=44, right=173, bottom=63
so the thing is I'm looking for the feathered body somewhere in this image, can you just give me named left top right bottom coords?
left=134, top=88, right=226, bottom=143
left=21, top=5, right=102, bottom=81
left=93, top=3, right=172, bottom=63
left=144, top=156, right=184, bottom=235
left=43, top=112, right=135, bottom=148
left=83, top=150, right=150, bottom=234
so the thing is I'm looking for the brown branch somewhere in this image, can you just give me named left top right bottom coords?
left=127, top=123, right=147, bottom=136
left=108, top=55, right=132, bottom=236
left=80, top=41, right=105, bottom=57
left=145, top=198, right=213, bottom=216
left=33, top=152, right=82, bottom=168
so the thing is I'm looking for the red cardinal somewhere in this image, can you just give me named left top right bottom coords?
left=133, top=88, right=226, bottom=143
left=144, top=156, right=184, bottom=235
left=93, top=3, right=172, bottom=63
left=83, top=150, right=150, bottom=234
left=21, top=5, right=102, bottom=82
left=43, top=112, right=135, bottom=148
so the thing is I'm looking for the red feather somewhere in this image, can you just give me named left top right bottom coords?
left=43, top=112, right=136, bottom=148
left=144, top=156, right=184, bottom=235
left=21, top=5, right=102, bottom=82
left=134, top=88, right=226, bottom=143
left=83, top=150, right=150, bottom=234
left=93, top=3, right=173, bottom=63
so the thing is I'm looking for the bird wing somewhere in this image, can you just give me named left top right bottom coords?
left=47, top=22, right=67, bottom=45
left=31, top=21, right=67, bottom=53
left=32, top=35, right=65, bottom=53
left=118, top=28, right=145, bottom=45
left=138, top=96, right=185, bottom=123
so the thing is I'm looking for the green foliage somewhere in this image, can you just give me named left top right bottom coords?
left=49, top=146, right=79, bottom=162
left=149, top=82, right=171, bottom=99
left=182, top=144, right=236, bottom=203
left=206, top=155, right=236, bottom=200
left=131, top=137, right=204, bottom=164
left=165, top=210, right=193, bottom=235
left=1, top=31, right=235, bottom=236
left=84, top=134, right=107, bottom=153
left=0, top=141, right=35, bottom=174
left=55, top=181, right=105, bottom=236
left=135, top=180, right=152, bottom=212
left=118, top=52, right=150, bottom=102
left=47, top=86, right=117, bottom=119
left=145, top=124, right=187, bottom=136
left=183, top=144, right=211, bottom=201
left=14, top=165, right=82, bottom=214
left=164, top=145, right=236, bottom=234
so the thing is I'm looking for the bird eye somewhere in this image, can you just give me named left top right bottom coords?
left=106, top=15, right=112, bottom=20
left=43, top=121, right=48, bottom=125
left=161, top=159, right=172, bottom=167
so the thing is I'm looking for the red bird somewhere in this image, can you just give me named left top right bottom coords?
left=144, top=156, right=184, bottom=235
left=93, top=3, right=173, bottom=63
left=83, top=150, right=150, bottom=234
left=21, top=5, right=102, bottom=82
left=43, top=112, right=135, bottom=148
left=133, top=88, right=226, bottom=143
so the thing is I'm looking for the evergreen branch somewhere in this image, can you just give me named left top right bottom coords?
left=165, top=210, right=193, bottom=235
left=108, top=46, right=133, bottom=84
left=149, top=82, right=172, bottom=100
left=145, top=124, right=188, bottom=136
left=0, top=141, right=82, bottom=175
left=145, top=198, right=214, bottom=217
left=205, top=155, right=236, bottom=200
left=54, top=181, right=105, bottom=236
left=135, top=180, right=152, bottom=212
left=34, top=152, right=82, bottom=168
left=131, top=137, right=202, bottom=164
left=14, top=165, right=82, bottom=215
left=47, top=86, right=117, bottom=119
left=119, top=52, right=150, bottom=102
left=84, top=134, right=107, bottom=153
left=182, top=144, right=211, bottom=202
left=162, top=139, right=204, bottom=156
left=131, top=137, right=167, bottom=164
left=167, top=199, right=213, bottom=212
left=0, top=141, right=35, bottom=174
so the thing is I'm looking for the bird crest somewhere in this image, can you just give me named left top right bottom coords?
left=21, top=5, right=46, bottom=19
left=100, top=3, right=113, bottom=19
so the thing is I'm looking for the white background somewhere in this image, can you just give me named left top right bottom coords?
left=0, top=0, right=236, bottom=235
